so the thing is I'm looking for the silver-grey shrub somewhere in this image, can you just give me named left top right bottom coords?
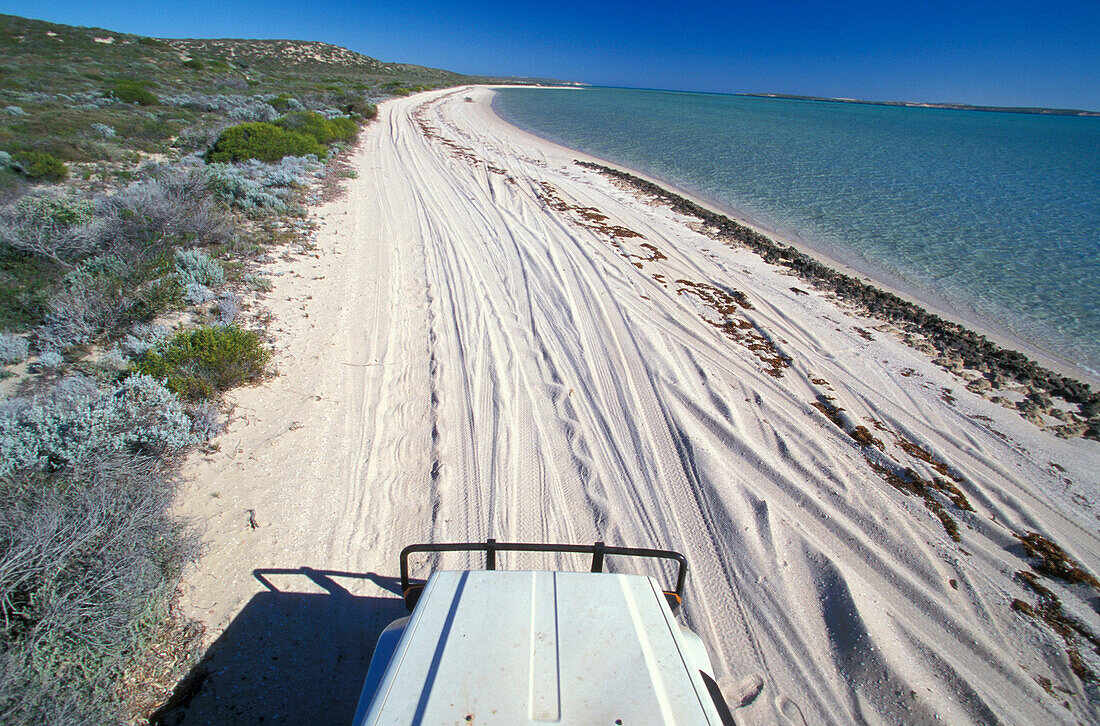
left=13, top=91, right=110, bottom=107
left=173, top=123, right=231, bottom=152
left=0, top=374, right=198, bottom=478
left=34, top=350, right=63, bottom=370
left=183, top=282, right=214, bottom=305
left=4, top=170, right=232, bottom=268
left=206, top=155, right=322, bottom=212
left=11, top=92, right=53, bottom=103
left=161, top=93, right=279, bottom=122
left=36, top=255, right=130, bottom=352
left=0, top=454, right=199, bottom=724
left=69, top=90, right=115, bottom=108
left=94, top=168, right=232, bottom=257
left=215, top=292, right=241, bottom=326
left=174, top=248, right=224, bottom=288
left=88, top=122, right=116, bottom=138
left=0, top=192, right=102, bottom=267
left=0, top=334, right=28, bottom=365
left=228, top=102, right=278, bottom=122
left=119, top=323, right=169, bottom=358
left=100, top=346, right=129, bottom=371
left=187, top=400, right=226, bottom=440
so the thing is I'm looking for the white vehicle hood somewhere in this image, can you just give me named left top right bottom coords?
left=357, top=569, right=723, bottom=725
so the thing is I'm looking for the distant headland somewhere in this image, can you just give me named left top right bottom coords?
left=740, top=93, right=1100, bottom=117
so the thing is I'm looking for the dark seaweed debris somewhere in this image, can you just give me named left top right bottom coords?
left=868, top=461, right=964, bottom=542
left=1009, top=533, right=1100, bottom=686
left=1016, top=532, right=1100, bottom=588
left=576, top=160, right=1100, bottom=440
left=676, top=279, right=790, bottom=377
left=810, top=394, right=972, bottom=541
left=1012, top=570, right=1100, bottom=683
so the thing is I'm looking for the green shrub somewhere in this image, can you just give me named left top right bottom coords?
left=275, top=111, right=331, bottom=143
left=133, top=325, right=270, bottom=400
left=109, top=81, right=158, bottom=106
left=181, top=58, right=204, bottom=71
left=275, top=111, right=358, bottom=145
left=269, top=94, right=292, bottom=112
left=343, top=98, right=377, bottom=119
left=11, top=151, right=68, bottom=182
left=205, top=122, right=324, bottom=163
left=327, top=116, right=358, bottom=141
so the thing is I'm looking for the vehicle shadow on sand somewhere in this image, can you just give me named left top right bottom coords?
left=151, top=567, right=410, bottom=725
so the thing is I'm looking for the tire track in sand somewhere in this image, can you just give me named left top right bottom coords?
left=335, top=88, right=1100, bottom=724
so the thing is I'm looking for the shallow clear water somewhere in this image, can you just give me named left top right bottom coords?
left=494, top=87, right=1100, bottom=378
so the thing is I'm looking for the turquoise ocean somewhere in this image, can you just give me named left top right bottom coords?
left=493, top=87, right=1100, bottom=379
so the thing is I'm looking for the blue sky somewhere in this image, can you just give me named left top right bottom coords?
left=4, top=0, right=1099, bottom=110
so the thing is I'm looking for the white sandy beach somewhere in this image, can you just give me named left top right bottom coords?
left=169, top=87, right=1100, bottom=724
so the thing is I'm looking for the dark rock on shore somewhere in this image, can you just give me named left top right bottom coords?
left=576, top=160, right=1100, bottom=441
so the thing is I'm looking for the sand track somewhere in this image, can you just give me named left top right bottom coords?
left=172, top=88, right=1100, bottom=724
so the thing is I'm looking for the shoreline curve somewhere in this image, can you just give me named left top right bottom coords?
left=486, top=87, right=1100, bottom=388
left=484, top=87, right=1100, bottom=439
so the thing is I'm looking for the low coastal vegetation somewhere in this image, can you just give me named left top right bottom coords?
left=206, top=111, right=361, bottom=163
left=9, top=150, right=68, bottom=182
left=133, top=324, right=270, bottom=401
left=206, top=121, right=326, bottom=162
left=0, top=11, right=497, bottom=722
left=109, top=79, right=159, bottom=106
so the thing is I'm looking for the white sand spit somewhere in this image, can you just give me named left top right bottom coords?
left=172, top=87, right=1100, bottom=724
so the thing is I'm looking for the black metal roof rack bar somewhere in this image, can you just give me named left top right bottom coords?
left=399, top=540, right=689, bottom=599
